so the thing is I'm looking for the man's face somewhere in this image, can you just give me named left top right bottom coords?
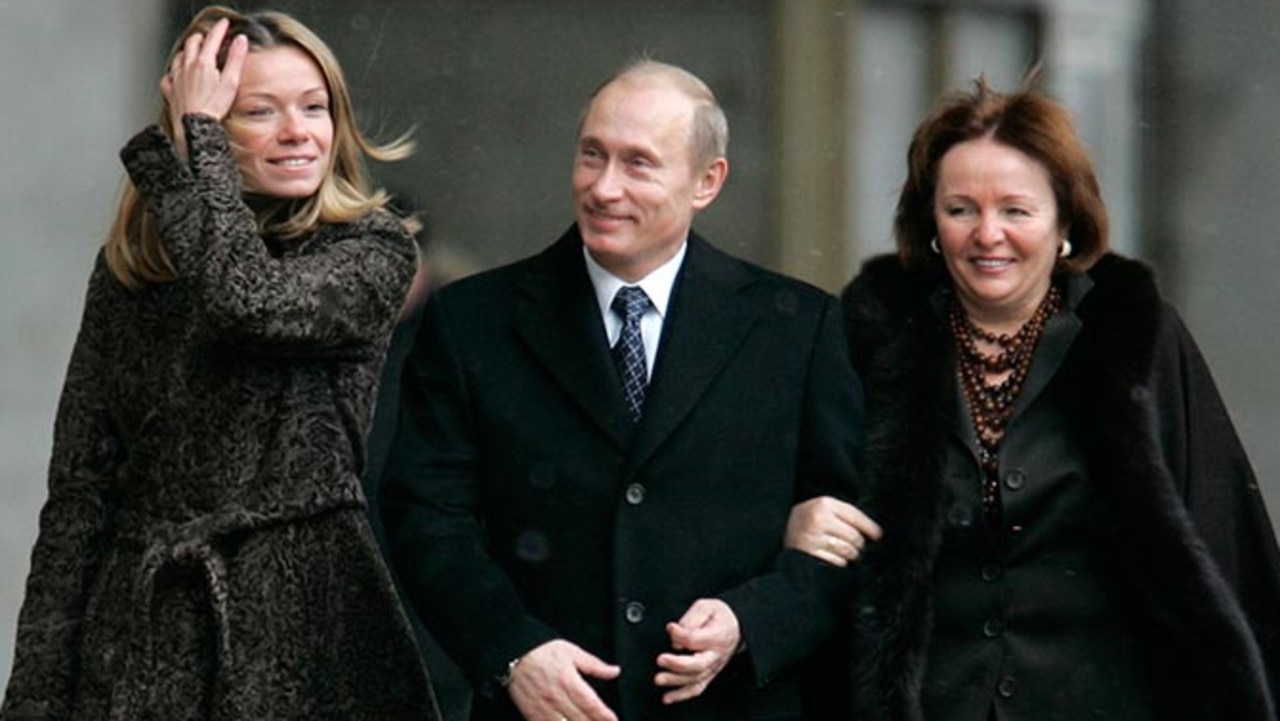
left=572, top=78, right=724, bottom=282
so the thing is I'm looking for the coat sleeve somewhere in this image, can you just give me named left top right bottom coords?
left=1, top=260, right=121, bottom=720
left=379, top=292, right=559, bottom=698
left=717, top=294, right=870, bottom=685
left=1150, top=304, right=1280, bottom=701
left=120, top=115, right=415, bottom=359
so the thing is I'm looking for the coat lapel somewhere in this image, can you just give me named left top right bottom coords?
left=515, top=229, right=634, bottom=450
left=630, top=235, right=757, bottom=468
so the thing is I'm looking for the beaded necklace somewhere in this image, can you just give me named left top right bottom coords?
left=949, top=284, right=1062, bottom=524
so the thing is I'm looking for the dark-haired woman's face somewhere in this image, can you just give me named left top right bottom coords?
left=225, top=46, right=333, bottom=199
left=933, top=137, right=1061, bottom=328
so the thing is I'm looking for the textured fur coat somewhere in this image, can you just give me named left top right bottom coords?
left=840, top=253, right=1280, bottom=720
left=1, top=116, right=438, bottom=720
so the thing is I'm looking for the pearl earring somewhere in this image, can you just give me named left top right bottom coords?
left=1059, top=239, right=1073, bottom=258
left=931, top=237, right=940, bottom=254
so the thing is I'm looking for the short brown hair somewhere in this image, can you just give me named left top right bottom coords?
left=895, top=73, right=1108, bottom=273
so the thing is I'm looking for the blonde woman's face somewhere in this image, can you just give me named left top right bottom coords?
left=225, top=46, right=333, bottom=199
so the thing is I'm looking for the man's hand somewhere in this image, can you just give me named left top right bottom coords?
left=654, top=598, right=740, bottom=704
left=507, top=639, right=621, bottom=721
left=785, top=496, right=883, bottom=567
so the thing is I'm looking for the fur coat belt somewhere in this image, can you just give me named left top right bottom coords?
left=109, top=482, right=365, bottom=718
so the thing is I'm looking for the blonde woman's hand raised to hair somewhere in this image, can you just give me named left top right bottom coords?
left=159, top=17, right=249, bottom=161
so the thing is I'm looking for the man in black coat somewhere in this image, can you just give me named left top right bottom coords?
left=383, top=60, right=876, bottom=721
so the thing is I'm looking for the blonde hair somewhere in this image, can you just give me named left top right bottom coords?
left=106, top=5, right=415, bottom=288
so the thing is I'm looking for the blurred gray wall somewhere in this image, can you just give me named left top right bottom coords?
left=0, top=0, right=166, bottom=695
left=1145, top=0, right=1280, bottom=533
left=2, top=0, right=1277, bottom=704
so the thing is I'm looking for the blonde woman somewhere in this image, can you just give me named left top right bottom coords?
left=2, top=7, right=438, bottom=719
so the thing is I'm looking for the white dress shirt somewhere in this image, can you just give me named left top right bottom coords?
left=583, top=242, right=686, bottom=382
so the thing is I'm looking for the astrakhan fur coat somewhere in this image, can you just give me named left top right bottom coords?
left=840, top=253, right=1280, bottom=720
left=1, top=116, right=438, bottom=720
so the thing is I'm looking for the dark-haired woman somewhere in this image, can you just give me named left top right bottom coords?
left=787, top=77, right=1280, bottom=720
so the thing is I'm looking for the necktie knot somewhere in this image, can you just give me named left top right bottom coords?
left=611, top=286, right=652, bottom=423
left=611, top=285, right=651, bottom=323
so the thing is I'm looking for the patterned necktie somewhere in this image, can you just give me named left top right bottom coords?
left=611, top=286, right=652, bottom=422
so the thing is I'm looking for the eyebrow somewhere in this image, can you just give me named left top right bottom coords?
left=576, top=134, right=661, bottom=159
left=238, top=86, right=329, bottom=100
left=938, top=192, right=1043, bottom=202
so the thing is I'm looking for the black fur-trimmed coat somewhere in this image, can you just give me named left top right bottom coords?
left=1, top=117, right=438, bottom=719
left=840, top=253, right=1280, bottom=720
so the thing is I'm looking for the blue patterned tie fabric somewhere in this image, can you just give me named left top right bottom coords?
left=611, top=286, right=652, bottom=422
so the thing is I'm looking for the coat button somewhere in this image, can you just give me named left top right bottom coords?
left=624, top=601, right=645, bottom=624
left=624, top=483, right=646, bottom=505
left=982, top=618, right=1005, bottom=638
left=1004, top=469, right=1026, bottom=491
left=998, top=674, right=1017, bottom=698
left=980, top=563, right=1002, bottom=582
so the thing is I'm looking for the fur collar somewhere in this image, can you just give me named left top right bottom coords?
left=843, top=252, right=1160, bottom=381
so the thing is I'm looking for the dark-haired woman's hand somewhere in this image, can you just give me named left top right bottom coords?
left=785, top=496, right=883, bottom=567
left=159, top=17, right=248, bottom=161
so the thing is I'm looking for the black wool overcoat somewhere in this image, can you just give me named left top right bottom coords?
left=383, top=227, right=869, bottom=721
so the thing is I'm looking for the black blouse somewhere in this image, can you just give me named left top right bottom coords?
left=924, top=274, right=1159, bottom=721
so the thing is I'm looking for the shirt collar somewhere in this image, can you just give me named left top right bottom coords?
left=583, top=241, right=687, bottom=320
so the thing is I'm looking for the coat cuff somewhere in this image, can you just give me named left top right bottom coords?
left=120, top=124, right=194, bottom=198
